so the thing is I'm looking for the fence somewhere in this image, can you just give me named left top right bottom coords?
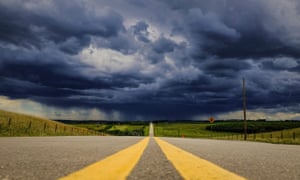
left=0, top=116, right=101, bottom=136
left=208, top=130, right=299, bottom=144
left=155, top=127, right=299, bottom=144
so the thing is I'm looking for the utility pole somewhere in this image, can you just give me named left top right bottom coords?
left=242, top=78, right=247, bottom=140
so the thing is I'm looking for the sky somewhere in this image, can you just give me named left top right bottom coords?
left=0, top=0, right=300, bottom=121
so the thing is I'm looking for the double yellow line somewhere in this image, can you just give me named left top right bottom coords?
left=60, top=137, right=245, bottom=180
left=60, top=138, right=149, bottom=180
left=155, top=138, right=245, bottom=180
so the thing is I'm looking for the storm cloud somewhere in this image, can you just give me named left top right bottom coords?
left=0, top=0, right=300, bottom=120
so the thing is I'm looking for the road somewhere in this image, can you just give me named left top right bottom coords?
left=0, top=124, right=300, bottom=179
left=0, top=136, right=143, bottom=180
left=161, top=137, right=300, bottom=180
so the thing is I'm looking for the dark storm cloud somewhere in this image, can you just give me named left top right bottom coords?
left=0, top=0, right=300, bottom=120
left=0, top=44, right=116, bottom=90
left=260, top=57, right=299, bottom=71
left=152, top=37, right=178, bottom=54
left=0, top=50, right=151, bottom=91
left=175, top=0, right=300, bottom=59
left=0, top=6, right=41, bottom=48
left=0, top=77, right=79, bottom=99
left=130, top=21, right=150, bottom=43
left=0, top=60, right=109, bottom=90
left=0, top=1, right=124, bottom=54
left=202, top=58, right=252, bottom=77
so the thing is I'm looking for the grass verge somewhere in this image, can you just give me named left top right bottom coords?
left=154, top=121, right=300, bottom=145
left=0, top=109, right=99, bottom=136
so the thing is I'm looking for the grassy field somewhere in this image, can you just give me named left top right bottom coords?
left=1, top=108, right=299, bottom=144
left=154, top=122, right=238, bottom=138
left=153, top=121, right=300, bottom=144
left=0, top=109, right=99, bottom=136
left=71, top=122, right=149, bottom=136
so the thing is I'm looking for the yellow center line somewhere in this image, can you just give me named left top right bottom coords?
left=60, top=137, right=149, bottom=180
left=155, top=138, right=246, bottom=180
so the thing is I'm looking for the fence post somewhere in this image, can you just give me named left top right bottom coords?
left=44, top=123, right=47, bottom=133
left=8, top=117, right=11, bottom=127
left=270, top=134, right=272, bottom=139
left=281, top=131, right=283, bottom=139
left=55, top=124, right=58, bottom=133
left=26, top=121, right=32, bottom=134
left=293, top=132, right=296, bottom=140
left=28, top=121, right=32, bottom=129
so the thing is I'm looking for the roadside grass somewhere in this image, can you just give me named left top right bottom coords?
left=0, top=109, right=99, bottom=136
left=72, top=122, right=149, bottom=136
left=228, top=128, right=300, bottom=145
left=215, top=128, right=300, bottom=145
left=154, top=121, right=300, bottom=145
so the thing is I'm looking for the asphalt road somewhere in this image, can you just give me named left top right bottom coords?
left=1, top=135, right=299, bottom=180
left=162, top=137, right=300, bottom=180
left=0, top=136, right=143, bottom=180
left=128, top=138, right=182, bottom=180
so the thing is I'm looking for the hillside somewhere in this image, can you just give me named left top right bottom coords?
left=0, top=109, right=99, bottom=136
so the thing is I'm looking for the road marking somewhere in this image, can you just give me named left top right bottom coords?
left=155, top=138, right=246, bottom=180
left=60, top=137, right=149, bottom=180
left=149, top=122, right=154, bottom=137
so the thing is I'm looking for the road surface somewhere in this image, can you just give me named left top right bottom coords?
left=161, top=137, right=300, bottom=180
left=0, top=124, right=299, bottom=179
left=0, top=136, right=143, bottom=180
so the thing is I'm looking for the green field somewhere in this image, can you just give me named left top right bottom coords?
left=0, top=109, right=99, bottom=136
left=72, top=122, right=149, bottom=136
left=154, top=122, right=236, bottom=138
left=1, top=108, right=299, bottom=144
left=153, top=121, right=300, bottom=144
